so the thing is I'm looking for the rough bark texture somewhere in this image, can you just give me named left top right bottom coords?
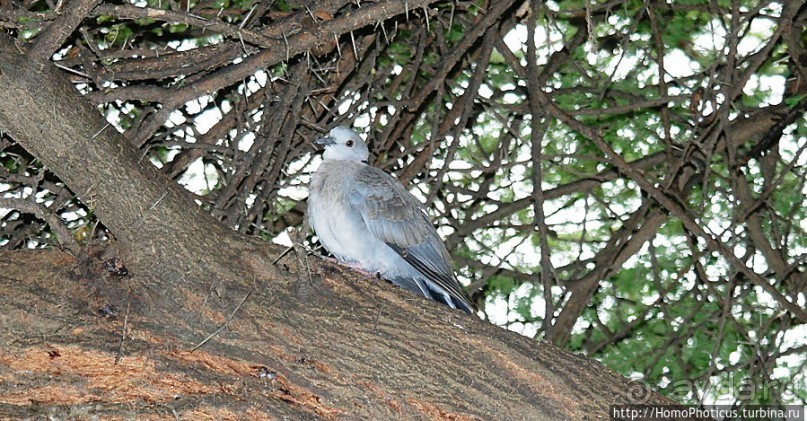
left=0, top=250, right=675, bottom=419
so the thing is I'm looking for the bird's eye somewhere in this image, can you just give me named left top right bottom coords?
left=346, top=140, right=354, bottom=147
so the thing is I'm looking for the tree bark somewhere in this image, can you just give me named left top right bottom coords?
left=0, top=24, right=680, bottom=421
left=0, top=250, right=677, bottom=419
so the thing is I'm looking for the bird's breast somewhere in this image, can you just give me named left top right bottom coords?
left=309, top=170, right=384, bottom=270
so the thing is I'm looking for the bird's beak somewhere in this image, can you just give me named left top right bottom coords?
left=314, top=135, right=336, bottom=147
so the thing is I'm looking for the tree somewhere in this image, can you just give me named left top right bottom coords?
left=1, top=0, right=804, bottom=417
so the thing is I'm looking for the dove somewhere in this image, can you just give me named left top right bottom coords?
left=307, top=126, right=475, bottom=314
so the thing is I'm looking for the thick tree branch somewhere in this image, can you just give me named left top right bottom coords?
left=0, top=246, right=679, bottom=418
left=0, top=197, right=79, bottom=252
left=30, top=0, right=101, bottom=61
left=0, top=33, right=235, bottom=264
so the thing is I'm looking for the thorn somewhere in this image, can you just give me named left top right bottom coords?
left=350, top=31, right=358, bottom=60
left=282, top=31, right=290, bottom=62
left=90, top=122, right=111, bottom=140
left=53, top=62, right=92, bottom=80
left=447, top=3, right=455, bottom=37
left=423, top=6, right=429, bottom=32
left=240, top=4, right=257, bottom=29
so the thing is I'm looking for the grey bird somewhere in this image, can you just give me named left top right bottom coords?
left=307, top=126, right=475, bottom=314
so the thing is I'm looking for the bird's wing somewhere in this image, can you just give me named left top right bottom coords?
left=349, top=166, right=475, bottom=312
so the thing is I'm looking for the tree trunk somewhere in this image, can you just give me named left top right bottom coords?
left=0, top=29, right=679, bottom=420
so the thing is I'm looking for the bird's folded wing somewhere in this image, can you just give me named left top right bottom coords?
left=349, top=166, right=474, bottom=309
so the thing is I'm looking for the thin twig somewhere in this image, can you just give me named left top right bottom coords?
left=134, top=191, right=169, bottom=229
left=52, top=62, right=93, bottom=79
left=191, top=287, right=253, bottom=352
left=114, top=302, right=130, bottom=365
left=272, top=246, right=294, bottom=265
left=90, top=121, right=111, bottom=140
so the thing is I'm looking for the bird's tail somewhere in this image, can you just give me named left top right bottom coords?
left=389, top=276, right=475, bottom=314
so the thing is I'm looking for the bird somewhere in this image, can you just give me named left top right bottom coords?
left=307, top=126, right=476, bottom=314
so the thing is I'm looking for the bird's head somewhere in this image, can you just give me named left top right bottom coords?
left=316, top=126, right=370, bottom=164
